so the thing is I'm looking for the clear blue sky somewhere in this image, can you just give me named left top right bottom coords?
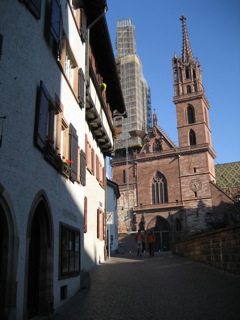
left=106, top=0, right=240, bottom=165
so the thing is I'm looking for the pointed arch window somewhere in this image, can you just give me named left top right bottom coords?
left=194, top=81, right=198, bottom=92
left=187, top=105, right=195, bottom=124
left=189, top=129, right=196, bottom=145
left=153, top=139, right=162, bottom=152
left=185, top=67, right=191, bottom=79
left=187, top=85, right=191, bottom=94
left=152, top=171, right=168, bottom=204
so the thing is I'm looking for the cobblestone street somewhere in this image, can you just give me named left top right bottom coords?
left=48, top=252, right=240, bottom=320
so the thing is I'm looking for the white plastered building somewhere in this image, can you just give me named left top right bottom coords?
left=0, top=1, right=125, bottom=319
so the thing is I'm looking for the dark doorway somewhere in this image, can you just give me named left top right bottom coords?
left=0, top=205, right=7, bottom=311
left=147, top=215, right=170, bottom=252
left=0, top=201, right=18, bottom=320
left=27, top=200, right=53, bottom=319
left=27, top=209, right=41, bottom=318
left=153, top=231, right=170, bottom=252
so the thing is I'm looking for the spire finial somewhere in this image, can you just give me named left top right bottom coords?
left=153, top=110, right=158, bottom=127
left=180, top=15, right=194, bottom=62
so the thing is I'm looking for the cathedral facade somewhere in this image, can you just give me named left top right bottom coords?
left=111, top=16, right=234, bottom=251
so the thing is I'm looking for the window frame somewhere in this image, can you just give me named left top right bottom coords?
left=187, top=105, right=195, bottom=124
left=189, top=129, right=196, bottom=146
left=59, top=223, right=80, bottom=278
left=35, top=81, right=56, bottom=151
left=152, top=171, right=168, bottom=204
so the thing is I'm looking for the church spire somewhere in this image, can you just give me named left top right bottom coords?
left=153, top=109, right=158, bottom=127
left=180, top=15, right=194, bottom=62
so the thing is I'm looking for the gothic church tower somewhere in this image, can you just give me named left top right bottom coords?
left=173, top=16, right=212, bottom=148
left=173, top=16, right=216, bottom=191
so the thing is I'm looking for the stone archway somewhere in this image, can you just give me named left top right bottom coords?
left=0, top=186, right=18, bottom=320
left=25, top=192, right=53, bottom=319
left=147, top=216, right=170, bottom=251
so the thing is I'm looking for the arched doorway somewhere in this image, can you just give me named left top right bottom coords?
left=0, top=204, right=9, bottom=319
left=147, top=216, right=170, bottom=251
left=0, top=191, right=18, bottom=320
left=26, top=195, right=53, bottom=319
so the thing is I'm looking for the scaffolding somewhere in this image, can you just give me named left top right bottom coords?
left=114, top=19, right=151, bottom=152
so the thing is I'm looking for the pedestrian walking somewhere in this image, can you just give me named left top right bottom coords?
left=134, top=230, right=145, bottom=256
left=147, top=230, right=156, bottom=256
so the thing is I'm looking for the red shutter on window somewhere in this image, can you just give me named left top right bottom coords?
left=80, top=150, right=86, bottom=186
left=78, top=68, right=85, bottom=108
left=96, top=155, right=99, bottom=181
left=103, top=166, right=106, bottom=189
left=69, top=123, right=78, bottom=182
left=97, top=208, right=100, bottom=239
left=91, top=148, right=95, bottom=175
left=84, top=196, right=87, bottom=233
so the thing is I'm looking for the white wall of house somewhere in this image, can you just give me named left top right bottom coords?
left=106, top=181, right=119, bottom=252
left=0, top=0, right=122, bottom=318
left=0, top=1, right=86, bottom=318
left=83, top=125, right=106, bottom=269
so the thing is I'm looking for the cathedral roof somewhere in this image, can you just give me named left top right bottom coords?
left=139, top=112, right=176, bottom=155
left=215, top=161, right=240, bottom=188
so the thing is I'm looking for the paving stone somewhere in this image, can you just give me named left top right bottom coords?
left=48, top=252, right=240, bottom=320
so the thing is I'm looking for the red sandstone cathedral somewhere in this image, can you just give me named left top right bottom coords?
left=111, top=16, right=234, bottom=251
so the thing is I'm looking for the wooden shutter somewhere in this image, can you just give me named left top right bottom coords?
left=84, top=196, right=87, bottom=233
left=78, top=68, right=85, bottom=108
left=51, top=0, right=62, bottom=43
left=102, top=166, right=106, bottom=189
left=35, top=81, right=50, bottom=150
left=91, top=148, right=95, bottom=175
left=80, top=9, right=87, bottom=43
left=80, top=150, right=86, bottom=186
left=97, top=208, right=100, bottom=239
left=96, top=155, right=99, bottom=181
left=69, top=124, right=78, bottom=182
left=24, top=0, right=42, bottom=19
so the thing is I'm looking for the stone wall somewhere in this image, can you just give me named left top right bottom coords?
left=172, top=224, right=240, bottom=274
